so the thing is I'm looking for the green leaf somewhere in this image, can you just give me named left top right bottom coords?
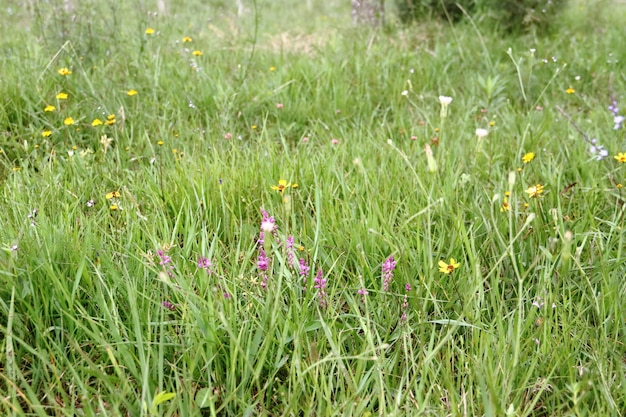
left=195, top=387, right=213, bottom=409
left=149, top=391, right=176, bottom=415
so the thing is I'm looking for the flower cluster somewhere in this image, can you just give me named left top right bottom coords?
left=382, top=255, right=396, bottom=292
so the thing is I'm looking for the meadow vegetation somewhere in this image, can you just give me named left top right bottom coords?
left=0, top=0, right=625, bottom=415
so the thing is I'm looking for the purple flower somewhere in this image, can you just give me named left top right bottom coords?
left=299, top=258, right=310, bottom=285
left=162, top=300, right=176, bottom=311
left=405, top=283, right=412, bottom=292
left=197, top=256, right=213, bottom=274
left=314, top=268, right=328, bottom=309
left=358, top=288, right=369, bottom=296
left=382, top=255, right=396, bottom=292
left=157, top=250, right=172, bottom=266
left=286, top=236, right=295, bottom=269
left=257, top=249, right=269, bottom=271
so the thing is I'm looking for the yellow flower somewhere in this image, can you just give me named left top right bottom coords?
left=617, top=184, right=623, bottom=189
left=438, top=258, right=461, bottom=274
left=522, top=152, right=535, bottom=163
left=271, top=179, right=291, bottom=193
left=56, top=92, right=68, bottom=100
left=565, top=87, right=575, bottom=94
left=500, top=198, right=510, bottom=212
left=157, top=140, right=164, bottom=146
left=270, top=66, right=276, bottom=72
left=291, top=183, right=299, bottom=189
left=110, top=205, right=119, bottom=211
left=106, top=191, right=121, bottom=200
left=64, top=117, right=75, bottom=125
left=127, top=89, right=138, bottom=96
left=42, top=130, right=52, bottom=137
left=12, top=167, right=21, bottom=172
left=192, top=50, right=203, bottom=56
left=251, top=125, right=257, bottom=130
left=525, top=184, right=544, bottom=198
left=107, top=114, right=115, bottom=120
left=489, top=120, right=495, bottom=127
left=58, top=67, right=72, bottom=76
left=91, top=118, right=103, bottom=126
left=614, top=152, right=626, bottom=163
left=182, top=36, right=192, bottom=43
left=44, top=105, right=56, bottom=112
left=145, top=27, right=155, bottom=35
left=105, top=114, right=116, bottom=125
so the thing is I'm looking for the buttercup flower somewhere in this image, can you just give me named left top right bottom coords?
left=566, top=87, right=575, bottom=94
left=106, top=191, right=121, bottom=199
left=614, top=152, right=626, bottom=163
left=192, top=50, right=202, bottom=56
left=56, top=92, right=68, bottom=100
left=91, top=119, right=103, bottom=126
left=64, top=117, right=75, bottom=125
left=44, top=105, right=55, bottom=112
left=127, top=89, right=138, bottom=96
left=525, top=184, right=544, bottom=198
left=522, top=152, right=535, bottom=163
left=182, top=36, right=192, bottom=43
left=58, top=67, right=72, bottom=76
left=145, top=28, right=155, bottom=35
left=438, top=258, right=461, bottom=274
left=42, top=130, right=52, bottom=137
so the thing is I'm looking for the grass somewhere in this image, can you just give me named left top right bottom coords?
left=0, top=0, right=625, bottom=415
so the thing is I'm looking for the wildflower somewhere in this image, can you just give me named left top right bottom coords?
left=58, top=67, right=72, bottom=76
left=126, top=89, right=138, bottom=96
left=197, top=257, right=213, bottom=273
left=224, top=133, right=232, bottom=140
left=145, top=27, right=155, bottom=35
left=614, top=152, right=626, bottom=163
left=162, top=300, right=176, bottom=311
left=192, top=50, right=203, bottom=56
left=271, top=179, right=292, bottom=194
left=56, top=92, right=68, bottom=100
left=565, top=87, right=575, bottom=94
left=522, top=152, right=535, bottom=163
left=286, top=236, right=295, bottom=270
left=251, top=125, right=257, bottom=130
left=276, top=103, right=283, bottom=109
left=475, top=128, right=488, bottom=138
left=270, top=66, right=276, bottom=72
left=106, top=191, right=121, bottom=199
left=401, top=90, right=408, bottom=97
left=314, top=268, right=328, bottom=309
left=615, top=116, right=625, bottom=130
left=157, top=250, right=172, bottom=266
left=331, top=139, right=339, bottom=145
left=525, top=184, right=544, bottom=198
left=110, top=204, right=118, bottom=211
left=44, top=105, right=55, bottom=112
left=157, top=140, right=164, bottom=146
left=439, top=95, right=452, bottom=118
left=42, top=130, right=52, bottom=137
left=489, top=120, right=495, bottom=127
left=182, top=36, right=192, bottom=43
left=105, top=114, right=116, bottom=125
left=64, top=117, right=75, bottom=125
left=358, top=288, right=369, bottom=296
left=299, top=258, right=310, bottom=286
left=438, top=258, right=460, bottom=274
left=86, top=200, right=94, bottom=208
left=257, top=249, right=269, bottom=271
left=382, top=255, right=396, bottom=292
left=500, top=198, right=510, bottom=212
left=589, top=139, right=609, bottom=161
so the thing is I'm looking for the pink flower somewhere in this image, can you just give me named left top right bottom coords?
left=331, top=139, right=339, bottom=145
left=276, top=103, right=284, bottom=109
left=302, top=136, right=309, bottom=143
left=382, top=255, right=396, bottom=292
left=224, top=132, right=232, bottom=140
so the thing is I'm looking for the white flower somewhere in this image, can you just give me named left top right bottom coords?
left=401, top=90, right=408, bottom=97
left=261, top=220, right=275, bottom=233
left=439, top=96, right=453, bottom=105
left=475, top=128, right=489, bottom=138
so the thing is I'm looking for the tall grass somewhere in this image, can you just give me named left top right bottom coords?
left=1, top=0, right=625, bottom=415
